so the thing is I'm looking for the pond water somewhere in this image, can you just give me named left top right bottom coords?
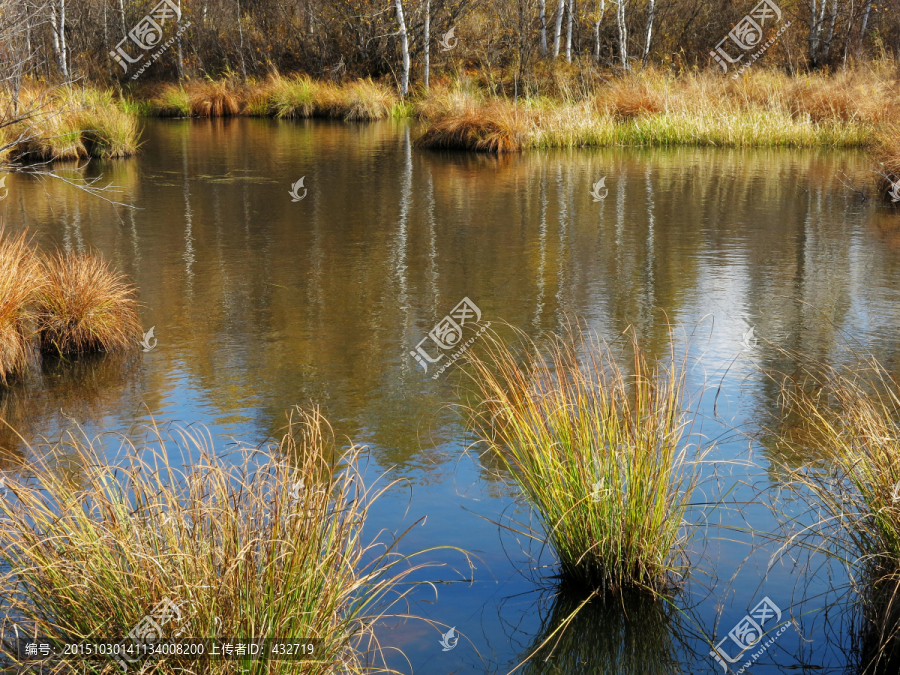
left=2, top=117, right=900, bottom=674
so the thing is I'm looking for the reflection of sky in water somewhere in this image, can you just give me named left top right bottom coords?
left=1, top=119, right=896, bottom=673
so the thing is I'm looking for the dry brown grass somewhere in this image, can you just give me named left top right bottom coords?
left=33, top=250, right=141, bottom=356
left=187, top=79, right=244, bottom=117
left=0, top=230, right=40, bottom=384
left=415, top=103, right=530, bottom=152
left=598, top=78, right=668, bottom=120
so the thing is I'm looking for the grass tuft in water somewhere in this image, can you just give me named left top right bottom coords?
left=0, top=229, right=40, bottom=385
left=0, top=407, right=438, bottom=675
left=33, top=250, right=141, bottom=356
left=464, top=325, right=703, bottom=595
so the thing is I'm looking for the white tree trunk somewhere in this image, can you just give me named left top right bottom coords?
left=424, top=0, right=430, bottom=89
left=615, top=0, right=627, bottom=68
left=539, top=0, right=548, bottom=55
left=821, top=0, right=837, bottom=61
left=395, top=0, right=410, bottom=96
left=118, top=0, right=127, bottom=35
left=553, top=0, right=565, bottom=57
left=50, top=0, right=68, bottom=78
left=565, top=0, right=574, bottom=62
left=642, top=0, right=655, bottom=65
left=859, top=0, right=872, bottom=49
left=593, top=0, right=605, bottom=60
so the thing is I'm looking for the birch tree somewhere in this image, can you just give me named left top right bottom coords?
left=593, top=0, right=605, bottom=61
left=424, top=0, right=431, bottom=89
left=615, top=0, right=627, bottom=67
left=49, top=0, right=68, bottom=78
left=859, top=0, right=872, bottom=49
left=395, top=0, right=410, bottom=96
left=642, top=0, right=655, bottom=65
left=539, top=0, right=548, bottom=55
left=552, top=0, right=565, bottom=56
left=565, top=0, right=574, bottom=62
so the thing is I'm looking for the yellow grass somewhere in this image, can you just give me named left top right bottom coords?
left=0, top=84, right=140, bottom=160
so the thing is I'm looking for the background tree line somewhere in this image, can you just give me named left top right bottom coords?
left=3, top=0, right=900, bottom=90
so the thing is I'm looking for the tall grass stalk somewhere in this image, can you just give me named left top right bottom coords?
left=33, top=250, right=141, bottom=356
left=0, top=408, right=441, bottom=675
left=464, top=325, right=703, bottom=595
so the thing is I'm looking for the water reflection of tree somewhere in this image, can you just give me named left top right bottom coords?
left=508, top=590, right=696, bottom=675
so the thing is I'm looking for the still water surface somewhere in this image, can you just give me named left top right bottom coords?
left=3, top=117, right=900, bottom=674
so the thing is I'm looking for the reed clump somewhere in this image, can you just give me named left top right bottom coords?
left=33, top=250, right=141, bottom=356
left=146, top=75, right=400, bottom=122
left=415, top=103, right=529, bottom=152
left=778, top=357, right=900, bottom=672
left=464, top=326, right=702, bottom=595
left=1, top=85, right=140, bottom=160
left=781, top=359, right=900, bottom=573
left=0, top=230, right=40, bottom=385
left=0, top=407, right=432, bottom=675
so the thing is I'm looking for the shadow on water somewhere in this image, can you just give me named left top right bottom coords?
left=507, top=589, right=702, bottom=675
left=0, top=351, right=142, bottom=464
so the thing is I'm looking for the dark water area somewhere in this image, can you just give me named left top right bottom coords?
left=2, top=117, right=900, bottom=674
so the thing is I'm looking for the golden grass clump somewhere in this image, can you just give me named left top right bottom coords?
left=598, top=77, right=668, bottom=120
left=0, top=407, right=436, bottom=675
left=187, top=79, right=244, bottom=117
left=267, top=74, right=338, bottom=119
left=33, top=250, right=141, bottom=356
left=0, top=230, right=40, bottom=385
left=416, top=103, right=529, bottom=153
left=0, top=84, right=141, bottom=160
left=464, top=325, right=702, bottom=594
left=78, top=103, right=142, bottom=158
left=343, top=78, right=399, bottom=121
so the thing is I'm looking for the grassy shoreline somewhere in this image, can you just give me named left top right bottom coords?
left=125, top=64, right=899, bottom=152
